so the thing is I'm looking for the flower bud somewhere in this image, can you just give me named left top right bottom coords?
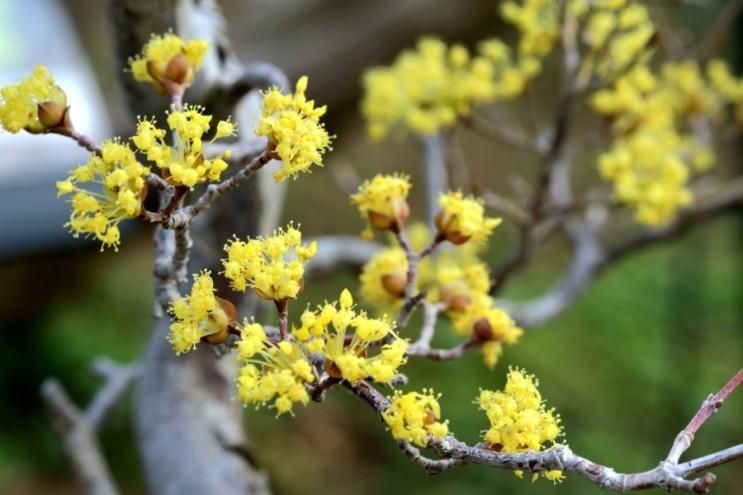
left=165, top=53, right=190, bottom=84
left=367, top=200, right=410, bottom=232
left=204, top=297, right=237, bottom=345
left=438, top=285, right=471, bottom=312
left=381, top=273, right=406, bottom=298
left=473, top=317, right=494, bottom=342
left=37, top=101, right=68, bottom=129
left=434, top=210, right=471, bottom=245
left=324, top=359, right=343, bottom=379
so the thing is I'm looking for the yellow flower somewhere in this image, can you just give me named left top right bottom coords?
left=129, top=33, right=209, bottom=92
left=236, top=322, right=315, bottom=415
left=436, top=191, right=501, bottom=245
left=256, top=76, right=332, bottom=182
left=500, top=0, right=560, bottom=57
left=383, top=389, right=449, bottom=447
left=351, top=174, right=411, bottom=238
left=222, top=224, right=317, bottom=301
left=0, top=66, right=67, bottom=133
left=450, top=295, right=522, bottom=368
left=478, top=368, right=563, bottom=482
left=168, top=272, right=235, bottom=355
left=359, top=247, right=408, bottom=312
left=291, top=289, right=408, bottom=384
left=361, top=38, right=500, bottom=139
left=576, top=2, right=655, bottom=78
left=589, top=60, right=734, bottom=225
left=132, top=107, right=233, bottom=188
left=57, top=139, right=149, bottom=250
left=433, top=256, right=491, bottom=312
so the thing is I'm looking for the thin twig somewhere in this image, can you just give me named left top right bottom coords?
left=40, top=358, right=138, bottom=495
left=667, top=368, right=743, bottom=464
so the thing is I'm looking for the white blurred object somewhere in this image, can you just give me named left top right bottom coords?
left=0, top=0, right=112, bottom=256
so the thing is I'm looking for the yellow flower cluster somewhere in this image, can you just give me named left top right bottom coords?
left=168, top=271, right=234, bottom=355
left=0, top=65, right=67, bottom=133
left=382, top=389, right=449, bottom=447
left=222, top=224, right=317, bottom=301
left=436, top=191, right=502, bottom=245
left=132, top=106, right=234, bottom=188
left=570, top=0, right=655, bottom=78
left=236, top=322, right=316, bottom=415
left=359, top=246, right=408, bottom=311
left=361, top=37, right=540, bottom=139
left=56, top=140, right=149, bottom=250
left=257, top=76, right=332, bottom=182
left=591, top=60, right=743, bottom=225
left=351, top=174, right=412, bottom=238
left=292, top=290, right=408, bottom=384
left=478, top=368, right=563, bottom=482
left=129, top=33, right=209, bottom=92
left=501, top=0, right=560, bottom=57
left=451, top=295, right=523, bottom=368
left=358, top=221, right=520, bottom=368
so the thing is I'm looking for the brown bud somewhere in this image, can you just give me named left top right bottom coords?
left=488, top=443, right=503, bottom=452
left=204, top=327, right=229, bottom=345
left=438, top=285, right=470, bottom=312
left=396, top=200, right=410, bottom=225
left=204, top=297, right=238, bottom=345
left=217, top=297, right=237, bottom=322
left=424, top=409, right=436, bottom=426
left=368, top=210, right=395, bottom=230
left=434, top=211, right=471, bottom=245
left=324, top=359, right=342, bottom=379
left=443, top=230, right=471, bottom=246
left=448, top=294, right=471, bottom=313
left=296, top=277, right=305, bottom=298
left=381, top=273, right=406, bottom=298
left=165, top=53, right=189, bottom=84
left=473, top=318, right=494, bottom=342
left=37, top=101, right=67, bottom=129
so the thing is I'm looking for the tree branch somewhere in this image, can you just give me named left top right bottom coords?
left=344, top=368, right=743, bottom=493
left=419, top=132, right=448, bottom=225
left=501, top=177, right=743, bottom=328
left=40, top=358, right=138, bottom=495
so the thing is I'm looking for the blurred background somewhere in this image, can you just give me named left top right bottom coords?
left=0, top=0, right=741, bottom=494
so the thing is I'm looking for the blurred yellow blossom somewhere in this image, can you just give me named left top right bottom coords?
left=359, top=246, right=409, bottom=311
left=383, top=389, right=449, bottom=447
left=257, top=76, right=332, bottom=182
left=590, top=59, right=743, bottom=225
left=450, top=295, right=523, bottom=368
left=500, top=0, right=560, bottom=57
